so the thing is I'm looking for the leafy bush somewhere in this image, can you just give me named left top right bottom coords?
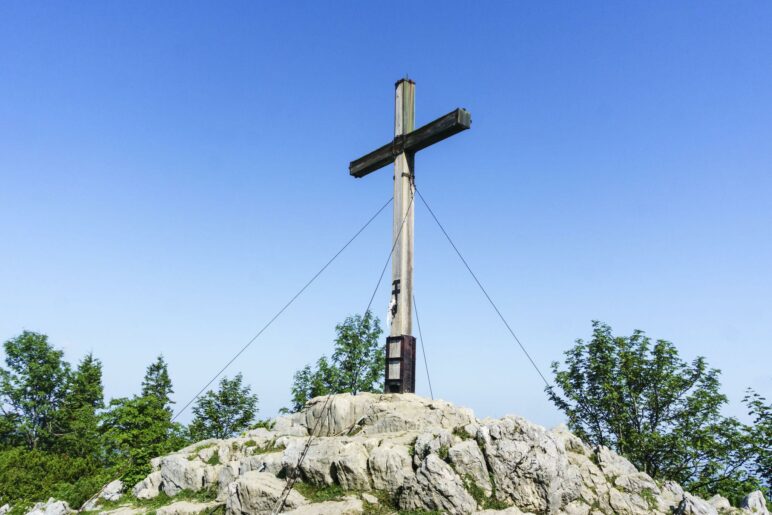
left=0, top=447, right=110, bottom=508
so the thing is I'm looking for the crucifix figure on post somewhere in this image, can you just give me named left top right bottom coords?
left=349, top=78, right=471, bottom=393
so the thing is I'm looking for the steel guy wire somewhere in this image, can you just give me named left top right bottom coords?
left=172, top=196, right=393, bottom=423
left=273, top=191, right=416, bottom=514
left=415, top=187, right=552, bottom=388
left=413, top=294, right=434, bottom=400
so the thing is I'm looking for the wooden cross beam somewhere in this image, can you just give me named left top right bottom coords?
left=349, top=108, right=472, bottom=178
left=349, top=78, right=471, bottom=394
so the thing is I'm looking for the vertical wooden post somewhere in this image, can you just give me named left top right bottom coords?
left=390, top=78, right=415, bottom=338
left=385, top=78, right=417, bottom=394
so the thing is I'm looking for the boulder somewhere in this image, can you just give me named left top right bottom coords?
left=226, top=471, right=307, bottom=514
left=331, top=441, right=371, bottom=491
left=448, top=439, right=492, bottom=494
left=367, top=440, right=413, bottom=493
left=81, top=480, right=124, bottom=511
left=478, top=416, right=582, bottom=513
left=239, top=452, right=284, bottom=476
left=413, top=429, right=454, bottom=462
left=676, top=493, right=718, bottom=515
left=707, top=495, right=731, bottom=511
left=398, top=454, right=477, bottom=514
left=360, top=493, right=379, bottom=505
left=741, top=491, right=770, bottom=514
left=659, top=481, right=686, bottom=512
left=272, top=415, right=310, bottom=437
left=102, top=480, right=124, bottom=501
left=595, top=446, right=638, bottom=478
left=302, top=393, right=475, bottom=436
left=25, top=499, right=72, bottom=515
left=132, top=471, right=162, bottom=499
left=155, top=455, right=221, bottom=496
left=285, top=439, right=334, bottom=485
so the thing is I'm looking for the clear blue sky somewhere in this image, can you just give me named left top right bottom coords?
left=1, top=2, right=770, bottom=427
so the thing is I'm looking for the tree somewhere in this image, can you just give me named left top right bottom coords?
left=103, top=356, right=186, bottom=486
left=141, top=355, right=174, bottom=411
left=744, top=389, right=771, bottom=491
left=0, top=331, right=71, bottom=450
left=547, top=321, right=758, bottom=499
left=331, top=311, right=383, bottom=394
left=289, top=311, right=383, bottom=412
left=289, top=357, right=338, bottom=413
left=102, top=396, right=186, bottom=487
left=53, top=353, right=104, bottom=458
left=189, top=374, right=258, bottom=440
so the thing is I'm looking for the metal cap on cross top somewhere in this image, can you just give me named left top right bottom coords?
left=348, top=79, right=471, bottom=394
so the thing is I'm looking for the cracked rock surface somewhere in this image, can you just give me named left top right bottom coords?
left=50, top=393, right=768, bottom=515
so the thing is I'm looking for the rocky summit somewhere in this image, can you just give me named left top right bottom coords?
left=59, top=394, right=767, bottom=515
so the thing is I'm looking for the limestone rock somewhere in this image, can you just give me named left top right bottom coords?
left=331, top=441, right=371, bottom=491
left=156, top=455, right=221, bottom=496
left=121, top=392, right=767, bottom=515
left=226, top=471, right=307, bottom=514
left=282, top=438, right=342, bottom=486
left=100, top=508, right=143, bottom=515
left=102, top=479, right=124, bottom=501
left=25, top=499, right=72, bottom=515
left=81, top=479, right=124, bottom=511
left=398, top=454, right=477, bottom=514
left=478, top=415, right=582, bottom=513
left=156, top=501, right=222, bottom=515
left=741, top=491, right=769, bottom=514
left=595, top=446, right=638, bottom=478
left=272, top=415, right=309, bottom=437
left=0, top=504, right=10, bottom=515
left=659, top=481, right=686, bottom=512
left=367, top=440, right=413, bottom=493
left=282, top=497, right=363, bottom=514
left=360, top=492, right=379, bottom=505
left=448, top=439, right=491, bottom=494
left=562, top=500, right=591, bottom=515
left=302, top=393, right=475, bottom=436
left=707, top=495, right=731, bottom=511
left=676, top=493, right=719, bottom=515
left=133, top=471, right=162, bottom=499
left=413, top=429, right=454, bottom=462
left=239, top=452, right=284, bottom=476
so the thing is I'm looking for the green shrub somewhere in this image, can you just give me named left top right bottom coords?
left=0, top=448, right=109, bottom=508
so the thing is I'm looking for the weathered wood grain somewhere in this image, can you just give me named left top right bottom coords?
left=349, top=107, right=471, bottom=178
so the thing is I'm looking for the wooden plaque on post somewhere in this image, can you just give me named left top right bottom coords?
left=385, top=335, right=416, bottom=394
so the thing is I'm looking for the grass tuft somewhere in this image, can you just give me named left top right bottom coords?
left=461, top=474, right=509, bottom=510
left=91, top=487, right=219, bottom=512
left=437, top=445, right=449, bottom=462
left=640, top=488, right=657, bottom=510
left=251, top=419, right=276, bottom=431
left=452, top=426, right=473, bottom=441
left=292, top=482, right=346, bottom=502
left=206, top=450, right=220, bottom=466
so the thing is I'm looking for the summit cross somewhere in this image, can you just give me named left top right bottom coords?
left=349, top=78, right=471, bottom=393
